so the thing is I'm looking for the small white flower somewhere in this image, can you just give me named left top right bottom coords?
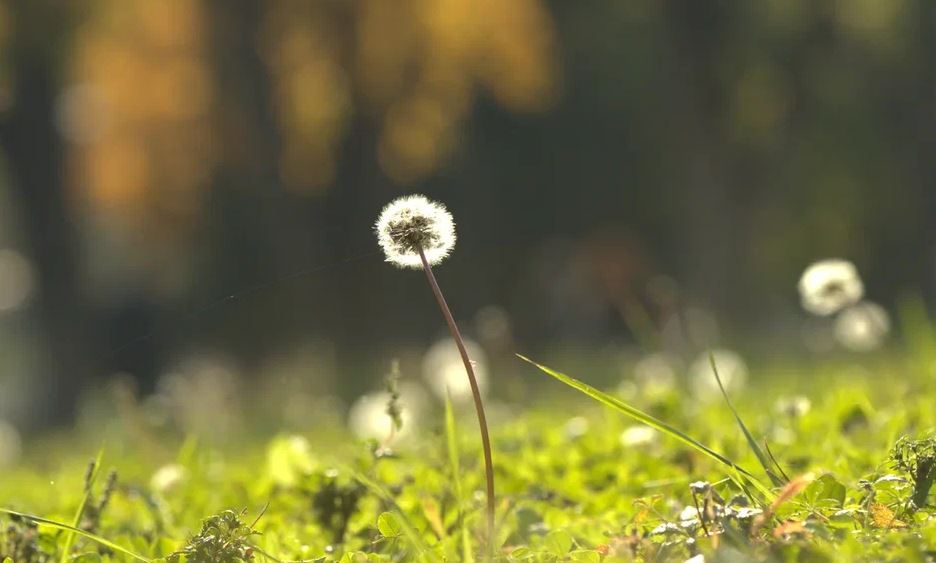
left=798, top=259, right=864, bottom=316
left=375, top=195, right=456, bottom=269
left=834, top=301, right=890, bottom=352
left=150, top=464, right=187, bottom=493
left=631, top=353, right=678, bottom=396
left=564, top=416, right=590, bottom=439
left=775, top=395, right=811, bottom=418
left=620, top=425, right=657, bottom=447
left=689, top=349, right=748, bottom=400
left=422, top=338, right=488, bottom=404
left=348, top=382, right=427, bottom=442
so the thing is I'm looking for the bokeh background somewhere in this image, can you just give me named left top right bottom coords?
left=1, top=1, right=935, bottom=435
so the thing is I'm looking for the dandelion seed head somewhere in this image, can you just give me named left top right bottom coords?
left=150, top=463, right=187, bottom=493
left=375, top=194, right=456, bottom=269
left=798, top=259, right=864, bottom=316
left=348, top=382, right=427, bottom=442
left=620, top=425, right=657, bottom=447
left=689, top=348, right=748, bottom=401
left=834, top=301, right=890, bottom=352
left=422, top=338, right=488, bottom=404
left=564, top=416, right=590, bottom=439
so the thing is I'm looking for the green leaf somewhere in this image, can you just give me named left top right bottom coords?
left=569, top=550, right=602, bottom=563
left=517, top=354, right=774, bottom=500
left=708, top=352, right=787, bottom=487
left=508, top=547, right=534, bottom=560
left=4, top=557, right=14, bottom=563
left=544, top=529, right=573, bottom=556
left=802, top=474, right=847, bottom=510
left=377, top=512, right=403, bottom=538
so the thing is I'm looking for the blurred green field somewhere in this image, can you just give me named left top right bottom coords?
left=2, top=333, right=935, bottom=562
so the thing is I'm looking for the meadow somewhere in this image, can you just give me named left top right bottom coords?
left=3, top=199, right=936, bottom=562
left=2, top=320, right=935, bottom=562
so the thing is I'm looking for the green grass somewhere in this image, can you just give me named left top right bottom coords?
left=2, top=351, right=935, bottom=562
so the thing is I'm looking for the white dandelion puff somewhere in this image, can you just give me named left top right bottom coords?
left=348, top=382, right=427, bottom=442
left=798, top=259, right=864, bottom=316
left=564, top=416, right=590, bottom=439
left=422, top=338, right=488, bottom=404
left=689, top=348, right=748, bottom=400
left=631, top=353, right=678, bottom=397
left=375, top=194, right=456, bottom=269
left=620, top=425, right=658, bottom=447
left=834, top=301, right=890, bottom=352
left=150, top=463, right=187, bottom=493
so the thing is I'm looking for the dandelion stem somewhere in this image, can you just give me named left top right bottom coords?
left=418, top=246, right=495, bottom=559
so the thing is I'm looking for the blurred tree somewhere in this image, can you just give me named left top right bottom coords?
left=0, top=1, right=87, bottom=424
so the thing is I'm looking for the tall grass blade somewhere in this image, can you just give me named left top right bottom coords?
left=445, top=391, right=475, bottom=563
left=708, top=353, right=786, bottom=487
left=0, top=508, right=150, bottom=562
left=518, top=354, right=774, bottom=500
left=60, top=448, right=104, bottom=563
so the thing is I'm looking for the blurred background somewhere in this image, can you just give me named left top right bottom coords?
left=1, top=1, right=935, bottom=436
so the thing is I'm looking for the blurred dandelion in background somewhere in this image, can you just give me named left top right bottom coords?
left=834, top=301, right=891, bottom=352
left=150, top=463, right=187, bottom=493
left=421, top=337, right=488, bottom=404
left=620, top=425, right=657, bottom=447
left=775, top=395, right=812, bottom=419
left=563, top=416, right=589, bottom=440
left=631, top=352, right=678, bottom=398
left=798, top=259, right=864, bottom=316
left=689, top=349, right=748, bottom=400
left=347, top=382, right=427, bottom=443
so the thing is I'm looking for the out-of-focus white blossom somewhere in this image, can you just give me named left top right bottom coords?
left=422, top=338, right=488, bottom=404
left=150, top=463, right=187, bottom=493
left=348, top=382, right=427, bottom=442
left=834, top=301, right=890, bottom=352
left=775, top=395, right=812, bottom=418
left=564, top=416, right=589, bottom=439
left=689, top=349, right=748, bottom=400
left=632, top=353, right=678, bottom=396
left=620, top=425, right=657, bottom=447
left=798, top=259, right=864, bottom=316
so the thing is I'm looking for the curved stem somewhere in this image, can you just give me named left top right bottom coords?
left=418, top=247, right=495, bottom=559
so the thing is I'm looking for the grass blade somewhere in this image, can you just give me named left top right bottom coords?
left=445, top=391, right=475, bottom=563
left=708, top=353, right=786, bottom=487
left=60, top=448, right=104, bottom=563
left=518, top=354, right=774, bottom=500
left=0, top=508, right=150, bottom=562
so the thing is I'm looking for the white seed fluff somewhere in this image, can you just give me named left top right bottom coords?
left=798, top=259, right=864, bottom=316
left=834, top=301, right=890, bottom=352
left=375, top=194, right=456, bottom=269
